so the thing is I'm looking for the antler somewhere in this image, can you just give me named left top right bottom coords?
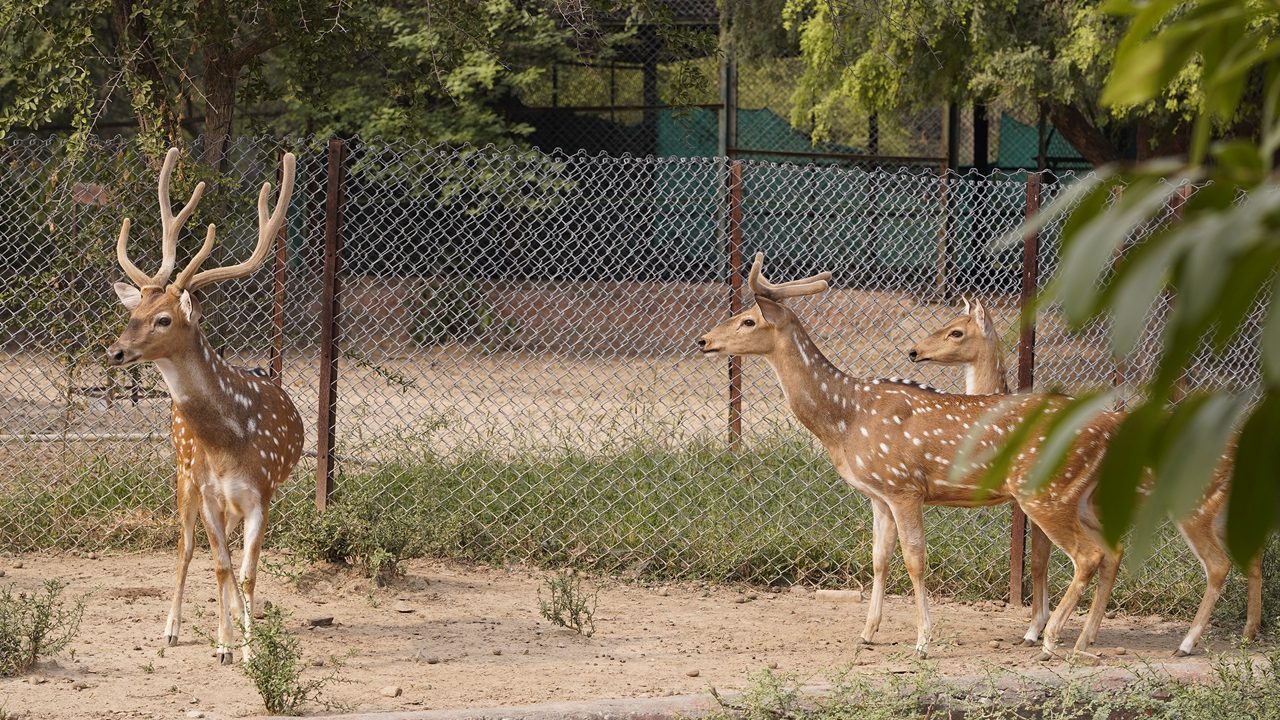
left=747, top=252, right=832, bottom=301
left=175, top=152, right=296, bottom=292
left=116, top=148, right=208, bottom=287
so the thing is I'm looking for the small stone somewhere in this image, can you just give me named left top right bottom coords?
left=88, top=552, right=99, bottom=560
left=307, top=616, right=334, bottom=627
left=31, top=676, right=47, bottom=685
left=686, top=669, right=700, bottom=677
left=12, top=561, right=22, bottom=569
left=987, top=640, right=1000, bottom=649
left=733, top=597, right=747, bottom=604
left=72, top=681, right=88, bottom=691
left=380, top=686, right=402, bottom=698
left=658, top=589, right=669, bottom=597
left=1114, top=646, right=1127, bottom=656
left=415, top=650, right=441, bottom=664
left=1105, top=610, right=1117, bottom=619
left=190, top=697, right=199, bottom=705
left=395, top=602, right=414, bottom=614
left=789, top=586, right=809, bottom=595
left=768, top=662, right=778, bottom=669
left=492, top=649, right=502, bottom=656
left=186, top=712, right=205, bottom=719
left=311, top=658, right=325, bottom=667
left=747, top=593, right=758, bottom=601
left=815, top=589, right=862, bottom=603
left=0, top=570, right=5, bottom=578
left=207, top=597, right=216, bottom=603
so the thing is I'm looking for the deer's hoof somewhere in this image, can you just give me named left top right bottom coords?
left=1036, top=651, right=1053, bottom=662
left=1173, top=648, right=1191, bottom=658
left=1019, top=638, right=1037, bottom=647
left=218, top=651, right=234, bottom=665
left=914, top=649, right=928, bottom=659
left=165, top=635, right=178, bottom=647
left=859, top=637, right=874, bottom=646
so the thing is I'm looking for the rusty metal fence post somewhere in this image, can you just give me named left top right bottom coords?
left=726, top=160, right=744, bottom=447
left=315, top=138, right=348, bottom=511
left=1010, top=171, right=1042, bottom=605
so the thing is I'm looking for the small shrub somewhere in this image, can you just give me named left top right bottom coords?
left=278, top=493, right=421, bottom=583
left=538, top=570, right=597, bottom=636
left=242, top=605, right=342, bottom=715
left=0, top=579, right=86, bottom=676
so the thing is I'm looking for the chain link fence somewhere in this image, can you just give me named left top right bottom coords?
left=0, top=136, right=1270, bottom=623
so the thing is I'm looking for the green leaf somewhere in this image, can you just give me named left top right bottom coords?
left=1155, top=393, right=1243, bottom=521
left=1056, top=180, right=1179, bottom=325
left=993, top=172, right=1110, bottom=252
left=1096, top=402, right=1165, bottom=548
left=1264, top=273, right=1280, bottom=385
left=1024, top=391, right=1116, bottom=494
left=952, top=396, right=1053, bottom=501
left=1227, top=391, right=1280, bottom=568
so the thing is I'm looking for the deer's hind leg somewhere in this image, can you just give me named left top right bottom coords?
left=1176, top=514, right=1233, bottom=656
left=1038, top=540, right=1104, bottom=660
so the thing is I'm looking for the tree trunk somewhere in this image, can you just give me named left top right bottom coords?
left=111, top=0, right=180, bottom=147
left=201, top=55, right=239, bottom=172
left=1047, top=103, right=1122, bottom=167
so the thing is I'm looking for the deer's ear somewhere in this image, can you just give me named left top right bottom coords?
left=113, top=282, right=142, bottom=310
left=756, top=297, right=788, bottom=327
left=973, top=300, right=994, bottom=337
left=179, top=290, right=201, bottom=323
left=961, top=296, right=972, bottom=316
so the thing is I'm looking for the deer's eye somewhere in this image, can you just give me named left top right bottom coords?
left=155, top=316, right=172, bottom=327
left=949, top=329, right=963, bottom=338
left=742, top=318, right=756, bottom=328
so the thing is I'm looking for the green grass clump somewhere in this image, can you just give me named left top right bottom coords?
left=710, top=650, right=1280, bottom=720
left=0, top=579, right=86, bottom=676
left=4, top=434, right=1278, bottom=622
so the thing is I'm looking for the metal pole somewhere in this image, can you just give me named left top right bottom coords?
left=269, top=148, right=289, bottom=382
left=315, top=138, right=347, bottom=512
left=1010, top=171, right=1042, bottom=606
left=727, top=160, right=744, bottom=447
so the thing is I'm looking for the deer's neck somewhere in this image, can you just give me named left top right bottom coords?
left=153, top=334, right=251, bottom=442
left=765, top=326, right=865, bottom=444
left=965, top=343, right=1010, bottom=395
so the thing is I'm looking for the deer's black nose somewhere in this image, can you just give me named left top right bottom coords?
left=908, top=349, right=919, bottom=361
left=107, top=346, right=126, bottom=365
left=696, top=338, right=706, bottom=348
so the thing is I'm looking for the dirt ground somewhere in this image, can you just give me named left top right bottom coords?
left=0, top=551, right=1242, bottom=720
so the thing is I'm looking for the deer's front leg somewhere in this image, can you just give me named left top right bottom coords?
left=1021, top=523, right=1052, bottom=646
left=861, top=497, right=896, bottom=645
left=890, top=501, right=931, bottom=658
left=199, top=494, right=237, bottom=665
left=165, top=473, right=199, bottom=646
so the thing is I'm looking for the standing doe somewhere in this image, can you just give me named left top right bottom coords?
left=698, top=253, right=1258, bottom=659
left=107, top=148, right=303, bottom=664
left=908, top=298, right=1055, bottom=647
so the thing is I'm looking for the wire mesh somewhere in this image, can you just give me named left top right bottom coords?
left=0, top=135, right=1268, bottom=622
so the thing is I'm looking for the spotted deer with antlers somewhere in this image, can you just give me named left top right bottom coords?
left=106, top=148, right=302, bottom=664
left=698, top=253, right=1259, bottom=659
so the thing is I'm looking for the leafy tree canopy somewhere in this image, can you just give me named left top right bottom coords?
left=778, top=0, right=1272, bottom=165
